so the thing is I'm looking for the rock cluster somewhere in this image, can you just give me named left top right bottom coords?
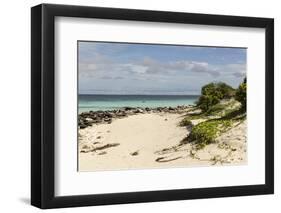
left=79, top=105, right=192, bottom=129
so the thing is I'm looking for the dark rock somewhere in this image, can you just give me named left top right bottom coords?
left=85, top=118, right=93, bottom=122
left=137, top=108, right=144, bottom=113
left=130, top=151, right=139, bottom=156
left=104, top=117, right=112, bottom=122
left=124, top=107, right=135, bottom=111
left=134, top=108, right=144, bottom=113
left=80, top=124, right=87, bottom=129
left=78, top=105, right=193, bottom=126
left=104, top=112, right=113, bottom=118
left=116, top=111, right=126, bottom=117
left=156, top=107, right=162, bottom=112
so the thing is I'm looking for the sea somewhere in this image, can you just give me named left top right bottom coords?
left=79, top=94, right=199, bottom=113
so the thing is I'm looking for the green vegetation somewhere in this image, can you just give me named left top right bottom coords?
left=188, top=119, right=234, bottom=149
left=182, top=98, right=238, bottom=121
left=196, top=82, right=235, bottom=112
left=205, top=104, right=225, bottom=115
left=183, top=112, right=207, bottom=120
left=187, top=108, right=246, bottom=149
left=179, top=117, right=192, bottom=127
left=235, top=77, right=247, bottom=112
left=179, top=78, right=247, bottom=149
left=205, top=99, right=237, bottom=116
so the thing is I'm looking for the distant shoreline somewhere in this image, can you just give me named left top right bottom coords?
left=78, top=94, right=199, bottom=113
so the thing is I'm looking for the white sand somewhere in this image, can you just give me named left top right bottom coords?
left=78, top=113, right=247, bottom=172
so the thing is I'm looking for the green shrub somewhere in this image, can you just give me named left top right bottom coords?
left=197, top=94, right=220, bottom=112
left=197, top=82, right=235, bottom=112
left=188, top=119, right=233, bottom=148
left=235, top=78, right=247, bottom=111
left=216, top=82, right=236, bottom=99
left=205, top=104, right=225, bottom=116
left=179, top=118, right=193, bottom=127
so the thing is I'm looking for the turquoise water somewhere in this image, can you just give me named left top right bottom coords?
left=79, top=95, right=199, bottom=113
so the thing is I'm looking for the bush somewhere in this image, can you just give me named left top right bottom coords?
left=216, top=82, right=236, bottom=99
left=188, top=119, right=233, bottom=149
left=235, top=78, right=247, bottom=111
left=197, top=82, right=234, bottom=112
left=197, top=95, right=219, bottom=112
left=179, top=118, right=193, bottom=127
left=205, top=104, right=225, bottom=116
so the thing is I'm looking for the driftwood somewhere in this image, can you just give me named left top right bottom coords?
left=80, top=143, right=120, bottom=153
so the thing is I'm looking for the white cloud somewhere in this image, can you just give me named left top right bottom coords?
left=79, top=56, right=246, bottom=94
left=79, top=56, right=246, bottom=80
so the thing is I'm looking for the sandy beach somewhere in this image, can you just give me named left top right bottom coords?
left=78, top=112, right=247, bottom=172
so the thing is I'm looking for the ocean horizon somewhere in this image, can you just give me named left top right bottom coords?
left=79, top=94, right=199, bottom=113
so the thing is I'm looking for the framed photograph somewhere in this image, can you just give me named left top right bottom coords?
left=31, top=3, right=274, bottom=209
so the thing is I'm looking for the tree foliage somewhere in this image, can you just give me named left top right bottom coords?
left=235, top=77, right=247, bottom=111
left=197, top=82, right=235, bottom=112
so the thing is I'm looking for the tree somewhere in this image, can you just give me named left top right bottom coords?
left=216, top=82, right=236, bottom=98
left=197, top=82, right=235, bottom=112
left=235, top=77, right=247, bottom=111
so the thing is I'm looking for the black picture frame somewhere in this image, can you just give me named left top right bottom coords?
left=31, top=3, right=274, bottom=209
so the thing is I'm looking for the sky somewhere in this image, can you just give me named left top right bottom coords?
left=78, top=41, right=246, bottom=95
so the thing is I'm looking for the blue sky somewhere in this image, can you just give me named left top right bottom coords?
left=78, top=41, right=246, bottom=95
